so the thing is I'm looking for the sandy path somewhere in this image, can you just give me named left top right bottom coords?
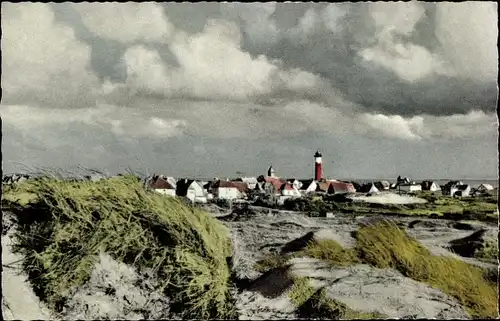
left=350, top=192, right=427, bottom=204
left=2, top=232, right=54, bottom=320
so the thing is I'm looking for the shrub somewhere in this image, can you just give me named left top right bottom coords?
left=215, top=198, right=231, bottom=209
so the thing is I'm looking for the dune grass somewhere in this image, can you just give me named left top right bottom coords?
left=298, top=239, right=359, bottom=266
left=254, top=239, right=358, bottom=274
left=355, top=220, right=497, bottom=319
left=256, top=220, right=497, bottom=318
left=3, top=175, right=235, bottom=319
left=254, top=253, right=291, bottom=273
left=288, top=276, right=318, bottom=307
left=475, top=239, right=499, bottom=263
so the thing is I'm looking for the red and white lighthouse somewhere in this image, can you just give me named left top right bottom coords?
left=314, top=150, right=322, bottom=181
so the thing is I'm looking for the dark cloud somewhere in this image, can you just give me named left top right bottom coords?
left=234, top=3, right=497, bottom=116
left=1, top=2, right=497, bottom=179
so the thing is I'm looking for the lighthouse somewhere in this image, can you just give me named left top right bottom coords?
left=314, top=150, right=322, bottom=181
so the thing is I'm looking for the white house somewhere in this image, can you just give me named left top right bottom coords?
left=398, top=183, right=422, bottom=193
left=148, top=176, right=176, bottom=197
left=477, top=184, right=494, bottom=192
left=374, top=181, right=390, bottom=190
left=280, top=182, right=301, bottom=197
left=442, top=181, right=464, bottom=196
left=287, top=178, right=303, bottom=190
left=176, top=179, right=207, bottom=203
left=421, top=181, right=441, bottom=192
left=299, top=180, right=317, bottom=195
left=361, top=183, right=379, bottom=194
left=213, top=181, right=244, bottom=200
left=277, top=183, right=301, bottom=205
left=235, top=177, right=258, bottom=190
left=451, top=184, right=471, bottom=197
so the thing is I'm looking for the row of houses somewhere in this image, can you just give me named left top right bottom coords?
left=147, top=171, right=498, bottom=203
left=147, top=173, right=358, bottom=204
left=359, top=177, right=495, bottom=197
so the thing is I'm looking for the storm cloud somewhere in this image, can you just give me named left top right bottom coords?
left=1, top=2, right=498, bottom=179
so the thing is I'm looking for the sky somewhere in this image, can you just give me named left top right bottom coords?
left=1, top=2, right=498, bottom=180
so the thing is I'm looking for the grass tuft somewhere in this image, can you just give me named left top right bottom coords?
left=355, top=220, right=497, bottom=318
left=288, top=276, right=317, bottom=307
left=254, top=253, right=291, bottom=273
left=3, top=175, right=235, bottom=319
left=475, top=239, right=499, bottom=263
left=298, top=239, right=359, bottom=266
left=256, top=220, right=498, bottom=318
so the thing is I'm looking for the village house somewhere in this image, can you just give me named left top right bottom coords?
left=477, top=183, right=494, bottom=192
left=234, top=177, right=258, bottom=189
left=374, top=180, right=390, bottom=190
left=360, top=183, right=380, bottom=194
left=286, top=178, right=302, bottom=190
left=398, top=183, right=422, bottom=193
left=212, top=180, right=248, bottom=200
left=396, top=176, right=411, bottom=185
left=149, top=176, right=176, bottom=197
left=316, top=180, right=356, bottom=195
left=332, top=181, right=357, bottom=194
left=451, top=184, right=471, bottom=197
left=255, top=167, right=303, bottom=204
left=277, top=182, right=301, bottom=205
left=441, top=181, right=464, bottom=196
left=176, top=179, right=207, bottom=203
left=257, top=173, right=287, bottom=192
left=421, top=181, right=441, bottom=192
left=316, top=180, right=330, bottom=193
left=299, top=179, right=317, bottom=195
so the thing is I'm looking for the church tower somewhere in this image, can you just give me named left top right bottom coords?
left=267, top=165, right=276, bottom=177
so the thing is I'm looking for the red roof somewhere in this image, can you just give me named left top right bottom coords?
left=231, top=181, right=250, bottom=193
left=214, top=180, right=249, bottom=193
left=329, top=181, right=356, bottom=193
left=150, top=177, right=175, bottom=190
left=317, top=180, right=355, bottom=194
left=316, top=181, right=331, bottom=192
left=264, top=176, right=286, bottom=190
left=280, top=182, right=294, bottom=191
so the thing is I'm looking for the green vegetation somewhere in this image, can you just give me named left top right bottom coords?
left=255, top=220, right=498, bottom=318
left=254, top=253, right=291, bottom=273
left=334, top=192, right=498, bottom=221
left=475, top=239, right=499, bottom=263
left=272, top=189, right=497, bottom=221
left=283, top=197, right=338, bottom=217
left=2, top=175, right=235, bottom=319
left=356, top=221, right=497, bottom=318
left=288, top=276, right=318, bottom=307
left=300, top=239, right=359, bottom=266
left=290, top=279, right=386, bottom=319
